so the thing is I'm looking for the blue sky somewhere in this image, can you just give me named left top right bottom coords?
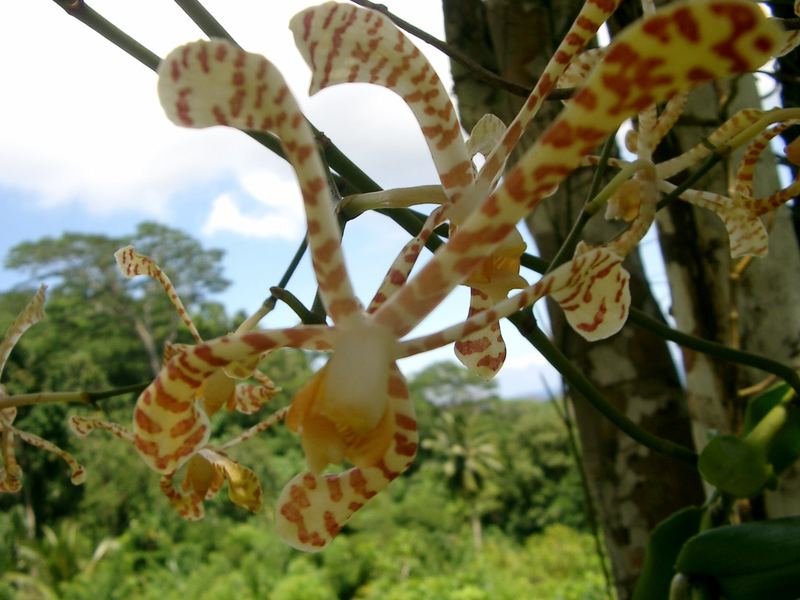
left=1, top=1, right=564, bottom=399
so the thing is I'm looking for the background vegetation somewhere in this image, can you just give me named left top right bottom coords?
left=0, top=224, right=608, bottom=599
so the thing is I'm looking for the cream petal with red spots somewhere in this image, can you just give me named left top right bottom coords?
left=290, top=2, right=473, bottom=205
left=0, top=287, right=86, bottom=491
left=132, top=326, right=333, bottom=474
left=161, top=448, right=262, bottom=521
left=158, top=40, right=360, bottom=325
left=275, top=365, right=416, bottom=551
left=373, top=0, right=782, bottom=340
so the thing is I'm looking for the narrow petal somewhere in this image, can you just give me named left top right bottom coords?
left=158, top=40, right=359, bottom=324
left=0, top=285, right=46, bottom=381
left=275, top=365, right=416, bottom=551
left=366, top=206, right=447, bottom=318
left=134, top=326, right=332, bottom=473
left=13, top=428, right=85, bottom=485
left=69, top=416, right=135, bottom=443
left=454, top=289, right=507, bottom=380
left=0, top=410, right=21, bottom=493
left=400, top=247, right=632, bottom=356
left=232, top=381, right=279, bottom=414
left=114, top=246, right=202, bottom=343
left=475, top=0, right=621, bottom=189
left=375, top=0, right=781, bottom=337
left=291, top=2, right=473, bottom=203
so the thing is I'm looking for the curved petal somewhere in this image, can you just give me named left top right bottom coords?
left=454, top=289, right=507, bottom=380
left=275, top=364, right=417, bottom=551
left=133, top=325, right=333, bottom=473
left=549, top=247, right=631, bottom=341
left=115, top=245, right=202, bottom=343
left=375, top=0, right=781, bottom=338
left=291, top=2, right=473, bottom=203
left=158, top=40, right=359, bottom=324
left=400, top=247, right=632, bottom=356
left=475, top=0, right=621, bottom=189
left=0, top=285, right=46, bottom=380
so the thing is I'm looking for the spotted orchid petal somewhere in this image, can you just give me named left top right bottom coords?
left=0, top=285, right=46, bottom=381
left=160, top=448, right=262, bottom=521
left=400, top=247, right=631, bottom=357
left=549, top=246, right=631, bottom=341
left=375, top=0, right=782, bottom=339
left=367, top=206, right=448, bottom=314
left=11, top=425, right=86, bottom=485
left=454, top=289, right=507, bottom=379
left=0, top=287, right=84, bottom=490
left=475, top=0, right=622, bottom=190
left=733, top=121, right=798, bottom=198
left=115, top=245, right=202, bottom=342
left=70, top=415, right=135, bottom=442
left=158, top=40, right=360, bottom=324
left=624, top=93, right=688, bottom=156
left=133, top=326, right=332, bottom=474
left=657, top=108, right=764, bottom=179
left=291, top=2, right=473, bottom=204
left=275, top=364, right=416, bottom=551
left=0, top=407, right=21, bottom=493
left=556, top=48, right=608, bottom=90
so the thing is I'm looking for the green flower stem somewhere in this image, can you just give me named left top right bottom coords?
left=656, top=153, right=721, bottom=210
left=0, top=381, right=149, bottom=410
left=545, top=134, right=617, bottom=273
left=340, top=185, right=446, bottom=218
left=270, top=287, right=326, bottom=325
left=51, top=1, right=161, bottom=71
left=745, top=404, right=788, bottom=448
left=508, top=309, right=698, bottom=465
left=627, top=310, right=800, bottom=400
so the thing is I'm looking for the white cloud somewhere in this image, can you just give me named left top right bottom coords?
left=202, top=170, right=306, bottom=239
left=2, top=1, right=452, bottom=219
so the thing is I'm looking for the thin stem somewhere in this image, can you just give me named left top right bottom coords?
left=348, top=0, right=574, bottom=101
left=270, top=287, right=326, bottom=325
left=545, top=383, right=614, bottom=598
left=173, top=0, right=239, bottom=44
left=509, top=310, right=698, bottom=465
left=627, top=310, right=800, bottom=400
left=51, top=1, right=161, bottom=71
left=656, top=152, right=721, bottom=210
left=0, top=381, right=149, bottom=410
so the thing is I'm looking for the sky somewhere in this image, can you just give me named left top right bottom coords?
left=0, top=1, right=564, bottom=399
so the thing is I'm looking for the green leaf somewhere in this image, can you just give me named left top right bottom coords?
left=676, top=516, right=800, bottom=600
left=698, top=435, right=772, bottom=497
left=744, top=382, right=800, bottom=475
left=632, top=506, right=703, bottom=600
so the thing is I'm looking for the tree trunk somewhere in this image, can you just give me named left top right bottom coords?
left=442, top=1, right=704, bottom=597
left=656, top=80, right=800, bottom=516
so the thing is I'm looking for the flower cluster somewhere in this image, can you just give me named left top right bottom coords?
left=2, top=0, right=793, bottom=553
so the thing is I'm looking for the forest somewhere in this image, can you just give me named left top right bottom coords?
left=0, top=224, right=606, bottom=599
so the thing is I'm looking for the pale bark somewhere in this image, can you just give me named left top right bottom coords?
left=657, top=81, right=800, bottom=515
left=443, top=1, right=703, bottom=597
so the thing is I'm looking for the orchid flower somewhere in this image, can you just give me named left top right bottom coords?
left=571, top=0, right=800, bottom=260
left=297, top=0, right=623, bottom=379
left=68, top=245, right=283, bottom=519
left=0, top=286, right=86, bottom=492
left=141, top=0, right=780, bottom=552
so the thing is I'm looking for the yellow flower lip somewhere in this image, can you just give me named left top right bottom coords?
left=287, top=320, right=399, bottom=473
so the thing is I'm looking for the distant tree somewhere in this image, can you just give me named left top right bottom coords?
left=5, top=222, right=230, bottom=377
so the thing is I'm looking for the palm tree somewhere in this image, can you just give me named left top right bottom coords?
left=422, top=405, right=504, bottom=550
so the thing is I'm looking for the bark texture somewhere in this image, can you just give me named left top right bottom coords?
left=442, top=1, right=704, bottom=597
